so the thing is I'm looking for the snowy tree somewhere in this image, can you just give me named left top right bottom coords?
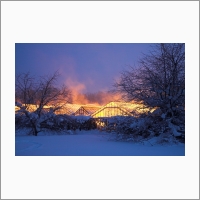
left=114, top=44, right=185, bottom=140
left=114, top=43, right=185, bottom=118
left=15, top=71, right=72, bottom=136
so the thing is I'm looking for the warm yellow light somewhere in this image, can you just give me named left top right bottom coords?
left=15, top=101, right=155, bottom=118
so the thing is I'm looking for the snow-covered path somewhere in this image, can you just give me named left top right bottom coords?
left=15, top=130, right=185, bottom=156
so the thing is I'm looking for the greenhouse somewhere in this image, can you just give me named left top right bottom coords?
left=74, top=105, right=101, bottom=116
left=91, top=101, right=147, bottom=118
left=55, top=103, right=81, bottom=115
left=15, top=101, right=151, bottom=118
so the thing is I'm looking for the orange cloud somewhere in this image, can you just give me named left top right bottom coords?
left=65, top=78, right=89, bottom=104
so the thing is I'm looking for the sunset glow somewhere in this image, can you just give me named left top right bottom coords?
left=15, top=43, right=156, bottom=118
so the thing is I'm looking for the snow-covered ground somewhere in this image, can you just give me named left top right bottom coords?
left=15, top=129, right=185, bottom=156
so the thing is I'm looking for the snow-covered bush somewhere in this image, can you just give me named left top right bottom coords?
left=15, top=113, right=31, bottom=130
left=39, top=114, right=76, bottom=131
left=15, top=109, right=100, bottom=135
left=103, top=111, right=185, bottom=144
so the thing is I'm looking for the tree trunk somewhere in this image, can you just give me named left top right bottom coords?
left=33, top=125, right=38, bottom=136
left=30, top=120, right=38, bottom=136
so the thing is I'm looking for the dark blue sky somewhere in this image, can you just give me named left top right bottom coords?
left=15, top=43, right=152, bottom=93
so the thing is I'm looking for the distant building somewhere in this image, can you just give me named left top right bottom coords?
left=74, top=105, right=101, bottom=116
left=91, top=101, right=149, bottom=118
left=15, top=101, right=152, bottom=118
left=55, top=103, right=81, bottom=115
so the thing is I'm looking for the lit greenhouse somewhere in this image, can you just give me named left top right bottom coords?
left=74, top=105, right=101, bottom=116
left=91, top=101, right=148, bottom=118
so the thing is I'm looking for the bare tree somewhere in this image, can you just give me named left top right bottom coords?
left=15, top=71, right=72, bottom=136
left=114, top=43, right=185, bottom=118
left=15, top=73, right=37, bottom=106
